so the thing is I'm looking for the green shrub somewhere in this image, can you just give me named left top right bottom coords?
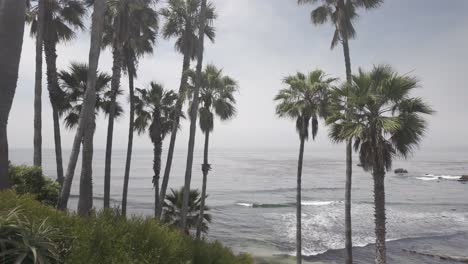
left=9, top=165, right=60, bottom=206
left=0, top=191, right=254, bottom=264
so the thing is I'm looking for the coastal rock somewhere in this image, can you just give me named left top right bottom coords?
left=459, top=175, right=468, bottom=182
left=394, top=168, right=408, bottom=174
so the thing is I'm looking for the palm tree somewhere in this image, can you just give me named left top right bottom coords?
left=33, top=0, right=45, bottom=167
left=58, top=62, right=122, bottom=131
left=180, top=0, right=211, bottom=231
left=274, top=70, right=334, bottom=264
left=27, top=0, right=87, bottom=185
left=328, top=65, right=433, bottom=264
left=156, top=0, right=216, bottom=219
left=187, top=64, right=238, bottom=239
left=57, top=0, right=107, bottom=213
left=0, top=0, right=27, bottom=190
left=162, top=187, right=211, bottom=235
left=133, top=83, right=178, bottom=217
left=297, top=1, right=382, bottom=261
left=120, top=0, right=159, bottom=217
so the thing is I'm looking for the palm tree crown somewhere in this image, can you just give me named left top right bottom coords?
left=275, top=70, right=336, bottom=139
left=162, top=187, right=211, bottom=235
left=58, top=63, right=123, bottom=129
left=27, top=0, right=86, bottom=43
left=328, top=65, right=433, bottom=170
left=133, top=82, right=178, bottom=141
left=297, top=0, right=382, bottom=49
left=161, top=0, right=216, bottom=58
left=189, top=64, right=238, bottom=133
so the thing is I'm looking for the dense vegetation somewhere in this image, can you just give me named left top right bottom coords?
left=0, top=191, right=253, bottom=264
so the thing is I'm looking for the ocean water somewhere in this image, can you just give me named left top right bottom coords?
left=9, top=147, right=468, bottom=258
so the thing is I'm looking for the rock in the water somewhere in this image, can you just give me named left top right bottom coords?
left=394, top=168, right=408, bottom=174
left=459, top=175, right=468, bottom=182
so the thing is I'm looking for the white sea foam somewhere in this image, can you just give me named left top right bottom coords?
left=236, top=202, right=254, bottom=207
left=416, top=174, right=461, bottom=181
left=302, top=200, right=342, bottom=206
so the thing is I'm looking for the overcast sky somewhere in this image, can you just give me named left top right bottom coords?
left=9, top=0, right=468, bottom=153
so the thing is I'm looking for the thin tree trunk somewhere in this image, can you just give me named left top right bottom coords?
left=104, top=34, right=123, bottom=209
left=196, top=131, right=210, bottom=239
left=57, top=0, right=106, bottom=210
left=0, top=0, right=26, bottom=190
left=342, top=35, right=353, bottom=264
left=44, top=40, right=64, bottom=184
left=78, top=120, right=95, bottom=216
left=156, top=48, right=191, bottom=219
left=372, top=140, right=387, bottom=264
left=153, top=139, right=162, bottom=218
left=296, top=135, right=305, bottom=264
left=122, top=62, right=135, bottom=217
left=180, top=0, right=208, bottom=230
left=34, top=0, right=45, bottom=167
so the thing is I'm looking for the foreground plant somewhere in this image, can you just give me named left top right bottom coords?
left=274, top=70, right=334, bottom=264
left=328, top=65, right=433, bottom=264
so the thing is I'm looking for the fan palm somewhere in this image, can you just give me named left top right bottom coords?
left=0, top=0, right=27, bottom=190
left=274, top=70, right=334, bottom=264
left=156, top=0, right=217, bottom=219
left=297, top=1, right=382, bottom=261
left=120, top=0, right=159, bottom=216
left=187, top=64, right=238, bottom=239
left=133, top=83, right=178, bottom=218
left=162, top=187, right=211, bottom=235
left=58, top=63, right=123, bottom=132
left=27, top=0, right=87, bottom=185
left=328, top=65, right=433, bottom=264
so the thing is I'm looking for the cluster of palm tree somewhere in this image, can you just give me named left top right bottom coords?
left=273, top=1, right=433, bottom=264
left=0, top=0, right=238, bottom=237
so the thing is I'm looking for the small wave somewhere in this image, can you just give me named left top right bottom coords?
left=302, top=200, right=342, bottom=206
left=235, top=202, right=290, bottom=208
left=416, top=174, right=461, bottom=181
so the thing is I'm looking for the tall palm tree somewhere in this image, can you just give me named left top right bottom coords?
left=0, top=0, right=27, bottom=190
left=33, top=0, right=45, bottom=167
left=274, top=70, right=334, bottom=264
left=57, top=0, right=107, bottom=213
left=162, top=187, right=211, bottom=235
left=187, top=64, right=238, bottom=239
left=328, top=65, right=433, bottom=264
left=133, top=83, right=178, bottom=217
left=156, top=0, right=216, bottom=219
left=58, top=62, right=122, bottom=131
left=102, top=0, right=158, bottom=209
left=120, top=0, right=159, bottom=217
left=180, top=0, right=211, bottom=231
left=27, top=0, right=87, bottom=185
left=297, top=1, right=382, bottom=262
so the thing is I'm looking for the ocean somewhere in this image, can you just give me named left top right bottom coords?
left=9, top=147, right=468, bottom=260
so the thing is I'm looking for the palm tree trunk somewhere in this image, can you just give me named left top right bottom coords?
left=57, top=0, right=106, bottom=210
left=104, top=39, right=123, bottom=209
left=196, top=131, right=210, bottom=239
left=33, top=0, right=45, bottom=167
left=372, top=144, right=387, bottom=264
left=153, top=139, right=162, bottom=218
left=78, top=120, right=95, bottom=216
left=342, top=35, right=354, bottom=264
left=44, top=39, right=64, bottom=185
left=122, top=61, right=135, bottom=217
left=156, top=48, right=191, bottom=219
left=296, top=135, right=305, bottom=264
left=0, top=0, right=26, bottom=190
left=180, top=0, right=208, bottom=230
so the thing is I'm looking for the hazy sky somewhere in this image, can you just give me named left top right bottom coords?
left=9, top=0, right=468, bottom=153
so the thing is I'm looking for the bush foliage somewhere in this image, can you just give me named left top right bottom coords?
left=0, top=191, right=253, bottom=264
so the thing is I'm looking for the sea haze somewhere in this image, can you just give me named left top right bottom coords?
left=9, top=147, right=468, bottom=257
